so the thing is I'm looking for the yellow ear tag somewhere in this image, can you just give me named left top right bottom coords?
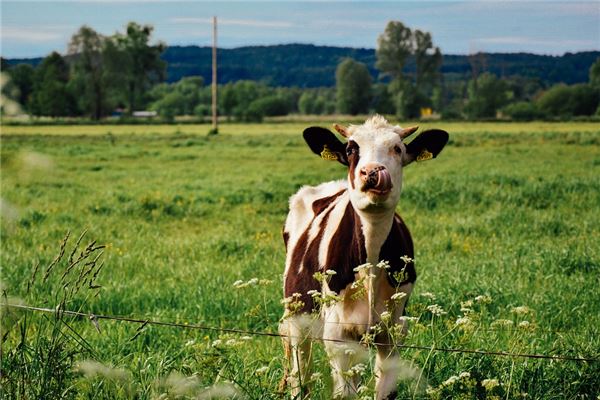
left=417, top=149, right=433, bottom=162
left=320, top=145, right=339, bottom=161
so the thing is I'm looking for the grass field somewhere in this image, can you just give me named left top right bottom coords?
left=1, top=121, right=599, bottom=399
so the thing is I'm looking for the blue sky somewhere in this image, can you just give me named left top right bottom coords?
left=1, top=1, right=599, bottom=58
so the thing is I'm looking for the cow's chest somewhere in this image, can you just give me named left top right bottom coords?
left=321, top=271, right=399, bottom=339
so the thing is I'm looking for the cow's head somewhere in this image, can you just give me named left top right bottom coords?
left=303, top=115, right=448, bottom=212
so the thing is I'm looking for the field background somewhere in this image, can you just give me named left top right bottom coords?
left=1, top=121, right=599, bottom=399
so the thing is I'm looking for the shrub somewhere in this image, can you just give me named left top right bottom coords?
left=247, top=95, right=290, bottom=117
left=503, top=101, right=543, bottom=121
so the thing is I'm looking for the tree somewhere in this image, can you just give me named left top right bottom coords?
left=376, top=21, right=412, bottom=81
left=30, top=52, right=75, bottom=117
left=218, top=80, right=270, bottom=121
left=371, top=83, right=395, bottom=115
left=7, top=64, right=35, bottom=110
left=589, top=57, right=600, bottom=88
left=336, top=58, right=372, bottom=115
left=114, top=22, right=166, bottom=113
left=537, top=83, right=599, bottom=117
left=465, top=73, right=510, bottom=119
left=148, top=76, right=204, bottom=120
left=68, top=26, right=112, bottom=119
left=413, top=30, right=442, bottom=91
left=376, top=21, right=442, bottom=118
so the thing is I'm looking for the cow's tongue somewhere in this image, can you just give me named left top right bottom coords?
left=365, top=168, right=392, bottom=193
left=373, top=168, right=392, bottom=192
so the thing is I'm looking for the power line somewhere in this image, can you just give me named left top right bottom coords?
left=4, top=303, right=598, bottom=363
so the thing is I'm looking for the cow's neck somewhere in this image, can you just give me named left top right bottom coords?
left=354, top=206, right=396, bottom=330
left=355, top=207, right=395, bottom=263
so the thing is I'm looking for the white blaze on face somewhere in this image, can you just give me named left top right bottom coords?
left=345, top=115, right=408, bottom=212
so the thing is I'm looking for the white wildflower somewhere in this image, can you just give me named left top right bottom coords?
left=345, top=363, right=368, bottom=377
left=353, top=263, right=371, bottom=272
left=511, top=306, right=531, bottom=315
left=482, top=378, right=500, bottom=390
left=460, top=300, right=474, bottom=314
left=491, top=319, right=514, bottom=328
left=185, top=340, right=196, bottom=347
left=76, top=360, right=130, bottom=382
left=455, top=316, right=472, bottom=327
left=211, top=339, right=222, bottom=347
left=399, top=316, right=418, bottom=323
left=474, top=294, right=492, bottom=304
left=255, top=366, right=269, bottom=375
left=400, top=255, right=414, bottom=264
left=376, top=260, right=390, bottom=269
left=518, top=320, right=531, bottom=329
left=427, top=304, right=447, bottom=316
left=442, top=375, right=459, bottom=387
left=197, top=382, right=241, bottom=399
left=459, top=371, right=471, bottom=380
left=225, top=339, right=237, bottom=346
left=324, top=269, right=337, bottom=276
left=240, top=336, right=252, bottom=341
left=380, top=311, right=391, bottom=322
left=461, top=300, right=473, bottom=308
left=420, top=292, right=437, bottom=300
left=426, top=387, right=439, bottom=395
left=233, top=277, right=260, bottom=288
left=307, top=289, right=320, bottom=297
left=391, top=292, right=407, bottom=301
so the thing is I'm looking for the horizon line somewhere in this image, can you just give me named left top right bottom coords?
left=3, top=42, right=599, bottom=60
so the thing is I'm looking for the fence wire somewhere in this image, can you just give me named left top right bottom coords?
left=4, top=303, right=598, bottom=363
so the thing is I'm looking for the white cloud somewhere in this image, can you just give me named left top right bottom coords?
left=473, top=36, right=598, bottom=47
left=0, top=26, right=66, bottom=42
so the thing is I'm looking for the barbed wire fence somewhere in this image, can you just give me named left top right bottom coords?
left=4, top=303, right=598, bottom=363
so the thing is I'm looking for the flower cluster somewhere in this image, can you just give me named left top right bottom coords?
left=232, top=278, right=272, bottom=288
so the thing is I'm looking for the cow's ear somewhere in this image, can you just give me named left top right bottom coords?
left=303, top=127, right=349, bottom=166
left=404, top=129, right=449, bottom=166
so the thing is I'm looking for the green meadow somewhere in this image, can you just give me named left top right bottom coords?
left=1, top=121, right=599, bottom=399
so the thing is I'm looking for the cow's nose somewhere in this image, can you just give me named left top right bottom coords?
left=359, top=163, right=392, bottom=194
left=360, top=163, right=385, bottom=183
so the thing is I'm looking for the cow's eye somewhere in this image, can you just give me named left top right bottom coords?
left=346, top=144, right=358, bottom=156
left=394, top=145, right=402, bottom=155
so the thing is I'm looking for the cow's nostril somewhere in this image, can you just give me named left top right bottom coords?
left=360, top=168, right=367, bottom=176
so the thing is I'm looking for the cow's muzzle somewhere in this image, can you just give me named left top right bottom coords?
left=360, top=164, right=392, bottom=195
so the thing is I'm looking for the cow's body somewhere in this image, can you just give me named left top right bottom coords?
left=283, top=179, right=415, bottom=317
left=279, top=115, right=448, bottom=399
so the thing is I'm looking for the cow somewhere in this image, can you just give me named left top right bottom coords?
left=279, top=115, right=448, bottom=399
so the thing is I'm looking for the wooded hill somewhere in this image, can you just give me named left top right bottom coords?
left=6, top=44, right=599, bottom=87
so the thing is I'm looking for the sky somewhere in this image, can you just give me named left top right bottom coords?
left=1, top=1, right=599, bottom=59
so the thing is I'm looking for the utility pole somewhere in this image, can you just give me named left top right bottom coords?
left=211, top=16, right=218, bottom=134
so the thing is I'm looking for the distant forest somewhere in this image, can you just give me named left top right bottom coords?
left=7, top=44, right=599, bottom=87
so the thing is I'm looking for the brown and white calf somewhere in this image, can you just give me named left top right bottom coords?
left=280, top=115, right=448, bottom=399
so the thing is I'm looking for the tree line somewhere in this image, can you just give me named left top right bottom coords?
left=1, top=23, right=165, bottom=120
left=2, top=21, right=599, bottom=121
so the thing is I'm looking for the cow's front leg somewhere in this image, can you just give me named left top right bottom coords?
left=375, top=342, right=405, bottom=399
left=324, top=340, right=362, bottom=398
left=322, top=317, right=367, bottom=399
left=375, top=283, right=413, bottom=399
left=279, top=314, right=318, bottom=398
